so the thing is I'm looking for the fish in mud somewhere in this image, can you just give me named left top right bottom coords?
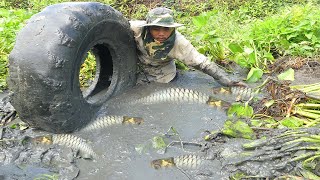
left=80, top=115, right=143, bottom=132
left=212, top=86, right=257, bottom=101
left=151, top=154, right=207, bottom=170
left=32, top=134, right=97, bottom=159
left=132, top=87, right=230, bottom=109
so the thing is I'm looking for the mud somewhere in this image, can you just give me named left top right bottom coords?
left=0, top=63, right=319, bottom=179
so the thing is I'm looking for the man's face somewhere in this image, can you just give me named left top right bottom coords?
left=149, top=26, right=175, bottom=43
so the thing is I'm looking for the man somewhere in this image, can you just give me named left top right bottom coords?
left=130, top=7, right=246, bottom=87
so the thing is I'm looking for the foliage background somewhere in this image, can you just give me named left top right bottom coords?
left=0, top=0, right=320, bottom=90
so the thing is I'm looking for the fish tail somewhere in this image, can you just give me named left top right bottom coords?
left=81, top=115, right=123, bottom=131
left=52, top=134, right=97, bottom=159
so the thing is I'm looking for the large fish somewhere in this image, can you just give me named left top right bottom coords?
left=132, top=87, right=230, bottom=109
left=80, top=115, right=143, bottom=132
left=212, top=86, right=257, bottom=101
left=151, top=154, right=207, bottom=170
left=31, top=134, right=97, bottom=159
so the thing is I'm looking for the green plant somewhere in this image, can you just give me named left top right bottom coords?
left=34, top=173, right=59, bottom=180
left=0, top=8, right=34, bottom=90
left=250, top=4, right=320, bottom=58
left=191, top=10, right=227, bottom=62
left=79, top=51, right=96, bottom=88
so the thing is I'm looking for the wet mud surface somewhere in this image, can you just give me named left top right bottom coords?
left=0, top=64, right=319, bottom=179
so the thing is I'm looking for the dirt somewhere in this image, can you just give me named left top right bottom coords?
left=0, top=61, right=319, bottom=180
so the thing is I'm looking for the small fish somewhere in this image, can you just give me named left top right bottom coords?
left=132, top=87, right=229, bottom=108
left=132, top=88, right=209, bottom=104
left=80, top=115, right=143, bottom=132
left=212, top=86, right=256, bottom=101
left=32, top=134, right=97, bottom=159
left=151, top=154, right=206, bottom=170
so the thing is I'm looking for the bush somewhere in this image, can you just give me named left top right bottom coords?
left=0, top=8, right=34, bottom=90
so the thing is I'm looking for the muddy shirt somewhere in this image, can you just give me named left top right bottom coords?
left=130, top=20, right=212, bottom=83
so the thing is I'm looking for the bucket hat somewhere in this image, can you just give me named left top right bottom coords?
left=140, top=7, right=183, bottom=27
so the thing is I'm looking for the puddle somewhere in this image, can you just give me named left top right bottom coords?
left=74, top=72, right=228, bottom=179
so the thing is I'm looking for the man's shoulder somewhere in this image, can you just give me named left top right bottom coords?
left=129, top=20, right=145, bottom=36
left=129, top=20, right=146, bottom=25
left=174, top=30, right=191, bottom=46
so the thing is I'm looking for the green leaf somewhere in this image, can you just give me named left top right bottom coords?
left=248, top=52, right=256, bottom=65
left=227, top=103, right=254, bottom=118
left=286, top=32, right=299, bottom=40
left=277, top=68, right=294, bottom=81
left=228, top=43, right=244, bottom=53
left=281, top=117, right=304, bottom=127
left=263, top=52, right=274, bottom=60
left=264, top=100, right=275, bottom=108
left=251, top=119, right=263, bottom=127
left=301, top=45, right=314, bottom=50
left=244, top=47, right=254, bottom=55
left=304, top=32, right=313, bottom=39
left=170, top=126, right=178, bottom=135
left=152, top=136, right=166, bottom=149
left=222, top=120, right=256, bottom=139
left=192, top=15, right=208, bottom=27
left=208, top=30, right=217, bottom=36
left=246, top=67, right=263, bottom=83
left=10, top=123, right=17, bottom=129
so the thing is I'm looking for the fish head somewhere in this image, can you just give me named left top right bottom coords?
left=31, top=135, right=53, bottom=145
left=151, top=158, right=175, bottom=169
left=207, top=96, right=231, bottom=110
left=123, top=116, right=144, bottom=125
left=212, top=87, right=231, bottom=95
left=78, top=150, right=94, bottom=160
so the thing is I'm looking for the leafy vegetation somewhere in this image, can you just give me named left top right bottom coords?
left=0, top=8, right=34, bottom=90
left=1, top=0, right=319, bottom=89
left=80, top=51, right=96, bottom=88
left=189, top=2, right=320, bottom=82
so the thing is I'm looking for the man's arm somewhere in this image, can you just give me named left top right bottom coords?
left=170, top=31, right=244, bottom=87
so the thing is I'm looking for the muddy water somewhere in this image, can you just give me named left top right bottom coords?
left=71, top=71, right=228, bottom=179
left=2, top=63, right=320, bottom=179
left=0, top=71, right=231, bottom=180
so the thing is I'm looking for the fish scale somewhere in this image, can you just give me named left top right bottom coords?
left=212, top=86, right=257, bottom=101
left=51, top=134, right=97, bottom=159
left=80, top=115, right=123, bottom=132
left=133, top=87, right=210, bottom=104
left=151, top=154, right=207, bottom=170
left=230, top=86, right=255, bottom=100
left=174, top=154, right=205, bottom=169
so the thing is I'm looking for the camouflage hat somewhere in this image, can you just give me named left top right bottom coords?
left=140, top=7, right=183, bottom=28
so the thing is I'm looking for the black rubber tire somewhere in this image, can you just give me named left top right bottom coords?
left=8, top=2, right=137, bottom=133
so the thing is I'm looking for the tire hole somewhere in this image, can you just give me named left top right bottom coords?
left=80, top=44, right=114, bottom=104
left=80, top=50, right=97, bottom=92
